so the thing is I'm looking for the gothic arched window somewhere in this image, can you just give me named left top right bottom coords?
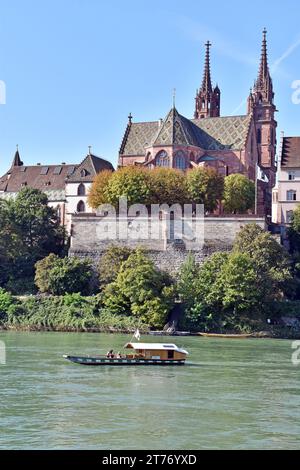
left=80, top=169, right=87, bottom=177
left=78, top=183, right=86, bottom=196
left=174, top=151, right=187, bottom=170
left=156, top=150, right=169, bottom=167
left=77, top=200, right=86, bottom=213
left=257, top=129, right=262, bottom=144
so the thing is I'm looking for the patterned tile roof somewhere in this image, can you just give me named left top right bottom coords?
left=121, top=121, right=159, bottom=156
left=153, top=108, right=199, bottom=147
left=281, top=137, right=300, bottom=168
left=120, top=109, right=252, bottom=156
left=191, top=115, right=252, bottom=150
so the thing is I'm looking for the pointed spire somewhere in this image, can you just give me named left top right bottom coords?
left=201, top=41, right=212, bottom=93
left=194, top=41, right=220, bottom=118
left=258, top=28, right=269, bottom=84
left=11, top=145, right=23, bottom=167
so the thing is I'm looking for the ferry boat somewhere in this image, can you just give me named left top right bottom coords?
left=63, top=342, right=189, bottom=366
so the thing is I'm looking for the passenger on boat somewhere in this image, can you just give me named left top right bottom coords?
left=106, top=349, right=114, bottom=358
left=116, top=352, right=122, bottom=358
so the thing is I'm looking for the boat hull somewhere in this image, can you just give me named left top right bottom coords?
left=197, top=332, right=253, bottom=338
left=63, top=355, right=186, bottom=366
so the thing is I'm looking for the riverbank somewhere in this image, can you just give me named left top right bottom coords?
left=1, top=292, right=300, bottom=339
left=1, top=324, right=299, bottom=339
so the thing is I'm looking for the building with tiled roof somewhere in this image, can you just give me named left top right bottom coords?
left=272, top=136, right=300, bottom=224
left=0, top=149, right=114, bottom=229
left=119, top=30, right=277, bottom=218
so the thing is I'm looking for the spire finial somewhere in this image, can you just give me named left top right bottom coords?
left=172, top=88, right=176, bottom=108
left=88, top=145, right=92, bottom=155
left=201, top=40, right=212, bottom=92
left=128, top=112, right=132, bottom=124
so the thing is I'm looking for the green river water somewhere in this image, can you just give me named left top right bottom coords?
left=0, top=331, right=299, bottom=450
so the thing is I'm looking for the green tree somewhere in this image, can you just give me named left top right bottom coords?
left=149, top=168, right=189, bottom=205
left=0, top=188, right=65, bottom=290
left=103, top=249, right=174, bottom=327
left=288, top=205, right=300, bottom=257
left=177, top=253, right=199, bottom=311
left=34, top=253, right=59, bottom=293
left=186, top=167, right=224, bottom=212
left=233, top=223, right=292, bottom=298
left=35, top=255, right=93, bottom=295
left=98, top=245, right=132, bottom=286
left=223, top=174, right=255, bottom=213
left=0, top=288, right=16, bottom=320
left=178, top=252, right=228, bottom=330
left=105, top=166, right=152, bottom=207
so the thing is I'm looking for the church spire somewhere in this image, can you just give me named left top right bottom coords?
left=250, top=28, right=277, bottom=202
left=194, top=41, right=220, bottom=119
left=253, top=28, right=273, bottom=103
left=201, top=41, right=212, bottom=93
left=11, top=145, right=23, bottom=168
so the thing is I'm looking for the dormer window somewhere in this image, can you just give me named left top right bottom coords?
left=80, top=169, right=87, bottom=177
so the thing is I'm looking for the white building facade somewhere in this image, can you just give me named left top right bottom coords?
left=272, top=137, right=300, bottom=224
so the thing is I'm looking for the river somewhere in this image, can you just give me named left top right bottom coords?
left=0, top=331, right=299, bottom=450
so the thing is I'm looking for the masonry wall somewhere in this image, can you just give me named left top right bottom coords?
left=69, top=215, right=266, bottom=276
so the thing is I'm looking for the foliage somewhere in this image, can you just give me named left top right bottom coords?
left=0, top=288, right=16, bottom=319
left=103, top=249, right=174, bottom=327
left=287, top=204, right=300, bottom=256
left=178, top=224, right=293, bottom=332
left=35, top=254, right=93, bottom=295
left=223, top=174, right=255, bottom=213
left=0, top=188, right=65, bottom=290
left=105, top=166, right=152, bottom=207
left=186, top=167, right=224, bottom=212
left=98, top=245, right=132, bottom=286
left=0, top=293, right=148, bottom=331
left=87, top=170, right=114, bottom=209
left=233, top=223, right=292, bottom=298
left=176, top=253, right=199, bottom=312
left=148, top=168, right=189, bottom=205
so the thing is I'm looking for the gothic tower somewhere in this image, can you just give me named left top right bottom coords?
left=194, top=41, right=220, bottom=119
left=248, top=28, right=277, bottom=189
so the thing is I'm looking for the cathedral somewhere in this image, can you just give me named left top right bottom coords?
left=119, top=29, right=277, bottom=217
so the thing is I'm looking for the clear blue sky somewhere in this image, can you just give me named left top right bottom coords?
left=0, top=0, right=300, bottom=176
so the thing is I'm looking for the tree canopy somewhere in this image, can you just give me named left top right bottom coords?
left=0, top=188, right=65, bottom=292
left=223, top=174, right=255, bottom=213
left=186, top=167, right=224, bottom=212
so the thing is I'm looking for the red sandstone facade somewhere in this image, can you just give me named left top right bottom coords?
left=118, top=30, right=277, bottom=218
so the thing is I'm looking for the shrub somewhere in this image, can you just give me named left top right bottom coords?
left=35, top=255, right=94, bottom=295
